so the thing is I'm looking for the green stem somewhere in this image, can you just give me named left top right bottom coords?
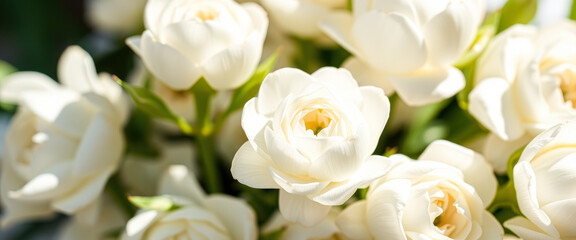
left=487, top=180, right=520, bottom=214
left=197, top=135, right=221, bottom=193
left=105, top=174, right=136, bottom=217
left=190, top=78, right=220, bottom=193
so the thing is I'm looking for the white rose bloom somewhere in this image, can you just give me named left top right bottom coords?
left=260, top=0, right=346, bottom=39
left=127, top=0, right=268, bottom=91
left=122, top=165, right=257, bottom=240
left=469, top=22, right=576, bottom=171
left=262, top=209, right=350, bottom=240
left=504, top=121, right=576, bottom=240
left=0, top=46, right=129, bottom=227
left=231, top=67, right=392, bottom=226
left=60, top=195, right=128, bottom=240
left=337, top=140, right=503, bottom=240
left=320, top=0, right=484, bottom=106
left=87, top=0, right=147, bottom=36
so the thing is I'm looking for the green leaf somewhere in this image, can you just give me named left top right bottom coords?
left=571, top=0, right=576, bottom=20
left=0, top=61, right=18, bottom=112
left=214, top=51, right=279, bottom=132
left=454, top=11, right=500, bottom=68
left=260, top=228, right=284, bottom=240
left=114, top=76, right=193, bottom=135
left=498, top=0, right=538, bottom=33
left=128, top=196, right=180, bottom=212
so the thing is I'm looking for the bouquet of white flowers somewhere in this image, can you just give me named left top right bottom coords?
left=0, top=0, right=575, bottom=239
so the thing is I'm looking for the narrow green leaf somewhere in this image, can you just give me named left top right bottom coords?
left=498, top=0, right=538, bottom=33
left=128, top=196, right=180, bottom=212
left=571, top=0, right=576, bottom=20
left=114, top=76, right=193, bottom=135
left=456, top=63, right=476, bottom=111
left=0, top=61, right=18, bottom=112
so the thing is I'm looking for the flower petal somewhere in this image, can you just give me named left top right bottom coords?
left=256, top=68, right=314, bottom=116
left=479, top=211, right=504, bottom=240
left=0, top=72, right=58, bottom=103
left=310, top=155, right=391, bottom=205
left=205, top=195, right=257, bottom=240
left=387, top=66, right=464, bottom=106
left=336, top=201, right=372, bottom=240
left=342, top=57, right=395, bottom=95
left=265, top=128, right=310, bottom=175
left=359, top=86, right=389, bottom=152
left=159, top=165, right=206, bottom=205
left=423, top=1, right=475, bottom=67
left=141, top=30, right=202, bottom=90
left=278, top=189, right=331, bottom=227
left=319, top=11, right=360, bottom=56
left=469, top=77, right=525, bottom=141
left=504, top=216, right=558, bottom=240
left=202, top=31, right=263, bottom=90
left=163, top=20, right=237, bottom=63
left=73, top=113, right=123, bottom=176
left=419, top=140, right=497, bottom=207
left=52, top=167, right=114, bottom=214
left=367, top=179, right=411, bottom=240
left=125, top=210, right=161, bottom=238
left=513, top=162, right=560, bottom=237
left=241, top=99, right=270, bottom=150
left=231, top=142, right=278, bottom=189
left=57, top=46, right=103, bottom=93
left=269, top=168, right=329, bottom=195
left=352, top=11, right=426, bottom=74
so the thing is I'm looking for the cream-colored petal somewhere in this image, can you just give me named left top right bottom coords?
left=141, top=31, right=202, bottom=90
left=205, top=195, right=257, bottom=240
left=57, top=46, right=103, bottom=93
left=387, top=66, right=464, bottom=106
left=419, top=140, right=497, bottom=207
left=0, top=72, right=58, bottom=103
left=504, top=216, right=558, bottom=240
left=342, top=57, right=395, bottom=95
left=231, top=142, right=278, bottom=189
left=278, top=189, right=331, bottom=227
left=336, top=201, right=372, bottom=240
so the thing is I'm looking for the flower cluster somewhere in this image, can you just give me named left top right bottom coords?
left=0, top=0, right=575, bottom=240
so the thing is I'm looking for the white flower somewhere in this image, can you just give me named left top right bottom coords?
left=260, top=0, right=346, bottom=39
left=59, top=195, right=128, bottom=240
left=337, top=140, right=502, bottom=240
left=504, top=121, right=576, bottom=240
left=320, top=0, right=484, bottom=106
left=121, top=139, right=196, bottom=196
left=469, top=22, right=576, bottom=171
left=122, top=165, right=257, bottom=240
left=87, top=0, right=147, bottom=36
left=127, top=0, right=268, bottom=91
left=231, top=67, right=392, bottom=226
left=0, top=46, right=128, bottom=227
left=262, top=209, right=350, bottom=240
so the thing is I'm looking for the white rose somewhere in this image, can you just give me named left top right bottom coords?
left=122, top=165, right=257, bottom=240
left=59, top=195, right=128, bottom=240
left=127, top=0, right=268, bottom=90
left=469, top=22, right=576, bottom=172
left=0, top=46, right=128, bottom=227
left=260, top=0, right=346, bottom=39
left=470, top=22, right=576, bottom=141
left=337, top=140, right=502, bottom=240
left=231, top=67, right=392, bottom=226
left=262, top=209, right=349, bottom=240
left=320, top=0, right=484, bottom=106
left=87, top=0, right=147, bottom=36
left=121, top=139, right=196, bottom=196
left=504, top=121, right=576, bottom=240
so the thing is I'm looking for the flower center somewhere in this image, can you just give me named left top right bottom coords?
left=302, top=109, right=332, bottom=136
left=558, top=67, right=576, bottom=107
left=195, top=8, right=219, bottom=21
left=429, top=186, right=464, bottom=238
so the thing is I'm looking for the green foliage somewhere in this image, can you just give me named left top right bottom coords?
left=0, top=61, right=18, bottom=112
left=570, top=0, right=576, bottom=20
left=128, top=196, right=180, bottom=212
left=114, top=76, right=193, bottom=135
left=498, top=0, right=538, bottom=33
